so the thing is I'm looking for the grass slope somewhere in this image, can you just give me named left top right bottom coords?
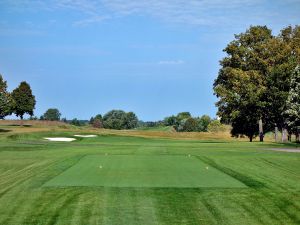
left=0, top=129, right=299, bottom=225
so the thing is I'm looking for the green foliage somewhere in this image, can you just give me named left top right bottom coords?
left=164, top=115, right=178, bottom=126
left=11, top=81, right=36, bottom=119
left=0, top=74, right=12, bottom=119
left=197, top=115, right=212, bottom=132
left=214, top=25, right=300, bottom=141
left=42, top=108, right=61, bottom=121
left=70, top=118, right=81, bottom=126
left=102, top=110, right=138, bottom=130
left=124, top=112, right=138, bottom=129
left=207, top=120, right=227, bottom=133
left=284, top=66, right=300, bottom=134
left=92, top=118, right=103, bottom=128
left=89, top=114, right=103, bottom=128
left=164, top=113, right=212, bottom=132
left=176, top=112, right=191, bottom=121
left=182, top=118, right=198, bottom=132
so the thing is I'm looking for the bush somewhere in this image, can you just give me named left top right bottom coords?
left=92, top=118, right=103, bottom=128
left=102, top=110, right=138, bottom=130
left=207, top=120, right=227, bottom=132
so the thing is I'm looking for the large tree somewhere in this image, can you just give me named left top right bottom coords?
left=42, top=108, right=61, bottom=121
left=11, top=82, right=36, bottom=119
left=0, top=75, right=12, bottom=119
left=263, top=26, right=300, bottom=131
left=214, top=25, right=300, bottom=141
left=284, top=66, right=300, bottom=141
left=214, top=26, right=272, bottom=141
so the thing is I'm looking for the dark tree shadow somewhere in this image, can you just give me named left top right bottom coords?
left=0, top=129, right=11, bottom=133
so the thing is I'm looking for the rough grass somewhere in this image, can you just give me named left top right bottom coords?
left=0, top=127, right=299, bottom=224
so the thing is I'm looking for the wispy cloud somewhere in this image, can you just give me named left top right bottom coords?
left=1, top=0, right=300, bottom=27
left=72, top=15, right=111, bottom=27
left=158, top=60, right=185, bottom=65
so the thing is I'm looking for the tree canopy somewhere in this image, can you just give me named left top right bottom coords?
left=42, top=108, right=61, bottom=121
left=102, top=110, right=138, bottom=130
left=11, top=81, right=36, bottom=119
left=284, top=66, right=300, bottom=139
left=214, top=25, right=300, bottom=141
left=0, top=75, right=12, bottom=119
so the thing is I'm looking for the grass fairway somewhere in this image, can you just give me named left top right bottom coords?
left=44, top=155, right=246, bottom=188
left=0, top=128, right=300, bottom=225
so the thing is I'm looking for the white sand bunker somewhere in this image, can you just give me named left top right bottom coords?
left=44, top=137, right=76, bottom=142
left=74, top=135, right=97, bottom=138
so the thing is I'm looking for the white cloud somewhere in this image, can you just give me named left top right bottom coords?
left=72, top=15, right=111, bottom=27
left=158, top=60, right=185, bottom=65
left=1, top=0, right=300, bottom=27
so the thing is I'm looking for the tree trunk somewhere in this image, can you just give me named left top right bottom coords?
left=259, top=119, right=264, bottom=142
left=296, top=132, right=300, bottom=143
left=274, top=126, right=278, bottom=142
left=282, top=128, right=288, bottom=142
left=249, top=135, right=253, bottom=142
left=20, top=115, right=24, bottom=126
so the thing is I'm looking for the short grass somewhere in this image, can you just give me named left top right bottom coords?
left=0, top=129, right=299, bottom=225
left=44, top=155, right=246, bottom=188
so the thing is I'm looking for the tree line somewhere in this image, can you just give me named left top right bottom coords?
left=214, top=25, right=300, bottom=142
left=163, top=112, right=225, bottom=132
left=0, top=75, right=35, bottom=120
left=38, top=108, right=223, bottom=132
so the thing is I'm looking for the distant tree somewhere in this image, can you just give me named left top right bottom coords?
left=124, top=112, right=138, bottom=129
left=70, top=118, right=81, bottom=126
left=177, top=112, right=191, bottom=121
left=103, top=110, right=138, bottom=130
left=182, top=118, right=198, bottom=132
left=11, top=81, right=36, bottom=120
left=164, top=115, right=178, bottom=126
left=61, top=117, right=67, bottom=123
left=42, top=108, right=61, bottom=121
left=92, top=118, right=103, bottom=128
left=89, top=114, right=103, bottom=128
left=29, top=116, right=38, bottom=120
left=89, top=117, right=94, bottom=124
left=90, top=114, right=102, bottom=124
left=0, top=74, right=12, bottom=119
left=207, top=120, right=227, bottom=133
left=197, top=115, right=212, bottom=132
left=95, top=114, right=102, bottom=120
left=103, top=110, right=127, bottom=130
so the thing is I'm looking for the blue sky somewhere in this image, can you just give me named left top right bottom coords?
left=1, top=0, right=300, bottom=121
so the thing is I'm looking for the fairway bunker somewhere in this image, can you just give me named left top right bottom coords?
left=44, top=137, right=76, bottom=142
left=74, top=135, right=97, bottom=138
left=44, top=155, right=247, bottom=188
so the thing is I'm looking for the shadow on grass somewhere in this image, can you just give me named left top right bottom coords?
left=0, top=128, right=11, bottom=133
left=196, top=156, right=265, bottom=188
